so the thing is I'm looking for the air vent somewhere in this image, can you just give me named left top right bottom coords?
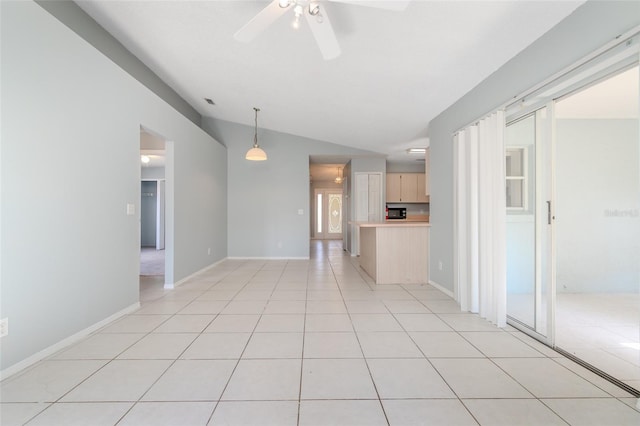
left=204, top=98, right=215, bottom=105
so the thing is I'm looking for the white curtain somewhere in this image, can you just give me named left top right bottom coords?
left=454, top=111, right=507, bottom=327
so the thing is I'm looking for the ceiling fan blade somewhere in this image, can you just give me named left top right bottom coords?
left=305, top=7, right=341, bottom=60
left=328, top=0, right=411, bottom=12
left=234, top=0, right=290, bottom=43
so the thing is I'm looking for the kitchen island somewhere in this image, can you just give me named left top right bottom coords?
left=358, top=221, right=430, bottom=285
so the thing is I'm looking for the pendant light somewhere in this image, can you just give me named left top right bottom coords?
left=334, top=166, right=343, bottom=184
left=245, top=107, right=267, bottom=161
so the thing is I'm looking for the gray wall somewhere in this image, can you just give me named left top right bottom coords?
left=35, top=0, right=201, bottom=126
left=427, top=0, right=640, bottom=292
left=556, top=119, right=639, bottom=293
left=202, top=118, right=379, bottom=258
left=141, top=167, right=165, bottom=180
left=1, top=1, right=227, bottom=372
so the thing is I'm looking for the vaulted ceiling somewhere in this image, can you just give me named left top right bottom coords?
left=78, top=1, right=584, bottom=162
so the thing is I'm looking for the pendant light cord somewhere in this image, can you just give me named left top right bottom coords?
left=253, top=107, right=260, bottom=147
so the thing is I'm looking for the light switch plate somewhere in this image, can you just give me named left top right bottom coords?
left=126, top=203, right=135, bottom=215
left=298, top=209, right=304, bottom=215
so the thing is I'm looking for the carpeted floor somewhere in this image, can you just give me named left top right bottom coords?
left=140, top=247, right=165, bottom=276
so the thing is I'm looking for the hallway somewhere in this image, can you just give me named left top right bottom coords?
left=1, top=240, right=639, bottom=425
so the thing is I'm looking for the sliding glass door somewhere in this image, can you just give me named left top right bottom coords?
left=507, top=64, right=639, bottom=392
left=553, top=66, right=639, bottom=391
left=504, top=30, right=639, bottom=393
left=506, top=107, right=553, bottom=342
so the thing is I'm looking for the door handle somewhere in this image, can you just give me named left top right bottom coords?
left=547, top=201, right=552, bottom=224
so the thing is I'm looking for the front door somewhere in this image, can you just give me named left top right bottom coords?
left=313, top=189, right=343, bottom=240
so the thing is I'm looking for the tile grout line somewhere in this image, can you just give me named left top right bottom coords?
left=328, top=254, right=392, bottom=426
left=113, top=260, right=246, bottom=425
left=296, top=260, right=311, bottom=426
left=205, top=259, right=287, bottom=426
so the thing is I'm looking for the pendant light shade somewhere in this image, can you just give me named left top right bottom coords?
left=246, top=107, right=267, bottom=161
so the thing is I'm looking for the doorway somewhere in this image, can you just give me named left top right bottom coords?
left=313, top=188, right=343, bottom=240
left=309, top=162, right=346, bottom=241
left=140, top=128, right=168, bottom=301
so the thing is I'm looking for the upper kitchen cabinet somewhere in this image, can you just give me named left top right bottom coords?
left=420, top=148, right=430, bottom=200
left=417, top=173, right=429, bottom=202
left=386, top=173, right=402, bottom=202
left=386, top=173, right=427, bottom=203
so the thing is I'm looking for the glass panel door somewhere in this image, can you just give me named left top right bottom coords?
left=314, top=189, right=343, bottom=240
left=553, top=66, right=639, bottom=391
left=328, top=193, right=342, bottom=235
left=506, top=107, right=552, bottom=341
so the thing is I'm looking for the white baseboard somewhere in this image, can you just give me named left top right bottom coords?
left=226, top=257, right=310, bottom=260
left=429, top=279, right=455, bottom=299
left=0, top=302, right=140, bottom=381
left=170, top=257, right=229, bottom=288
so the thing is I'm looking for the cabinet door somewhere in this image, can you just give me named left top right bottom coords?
left=400, top=173, right=418, bottom=202
left=425, top=148, right=430, bottom=196
left=416, top=173, right=429, bottom=202
left=386, top=173, right=402, bottom=202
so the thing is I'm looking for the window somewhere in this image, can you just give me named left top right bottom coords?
left=506, top=147, right=527, bottom=210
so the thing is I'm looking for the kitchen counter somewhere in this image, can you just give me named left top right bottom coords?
left=357, top=222, right=429, bottom=284
left=361, top=221, right=431, bottom=227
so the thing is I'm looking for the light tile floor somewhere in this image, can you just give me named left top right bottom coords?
left=556, top=293, right=640, bottom=391
left=2, top=241, right=640, bottom=425
left=508, top=291, right=640, bottom=391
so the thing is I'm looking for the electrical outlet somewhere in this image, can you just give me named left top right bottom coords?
left=438, top=260, right=443, bottom=271
left=0, top=318, right=8, bottom=337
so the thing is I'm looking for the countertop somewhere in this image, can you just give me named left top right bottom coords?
left=355, top=221, right=431, bottom=228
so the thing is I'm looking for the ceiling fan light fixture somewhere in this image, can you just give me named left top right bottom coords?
left=278, top=0, right=291, bottom=8
left=292, top=4, right=303, bottom=29
left=309, top=2, right=320, bottom=16
left=246, top=107, right=267, bottom=161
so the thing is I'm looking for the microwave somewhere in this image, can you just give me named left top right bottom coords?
left=387, top=207, right=406, bottom=220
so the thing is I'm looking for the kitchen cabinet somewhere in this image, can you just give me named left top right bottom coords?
left=386, top=173, right=427, bottom=202
left=417, top=173, right=429, bottom=202
left=423, top=148, right=430, bottom=198
left=386, top=173, right=402, bottom=202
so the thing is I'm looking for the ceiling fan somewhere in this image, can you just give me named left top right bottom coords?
left=234, top=0, right=411, bottom=60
